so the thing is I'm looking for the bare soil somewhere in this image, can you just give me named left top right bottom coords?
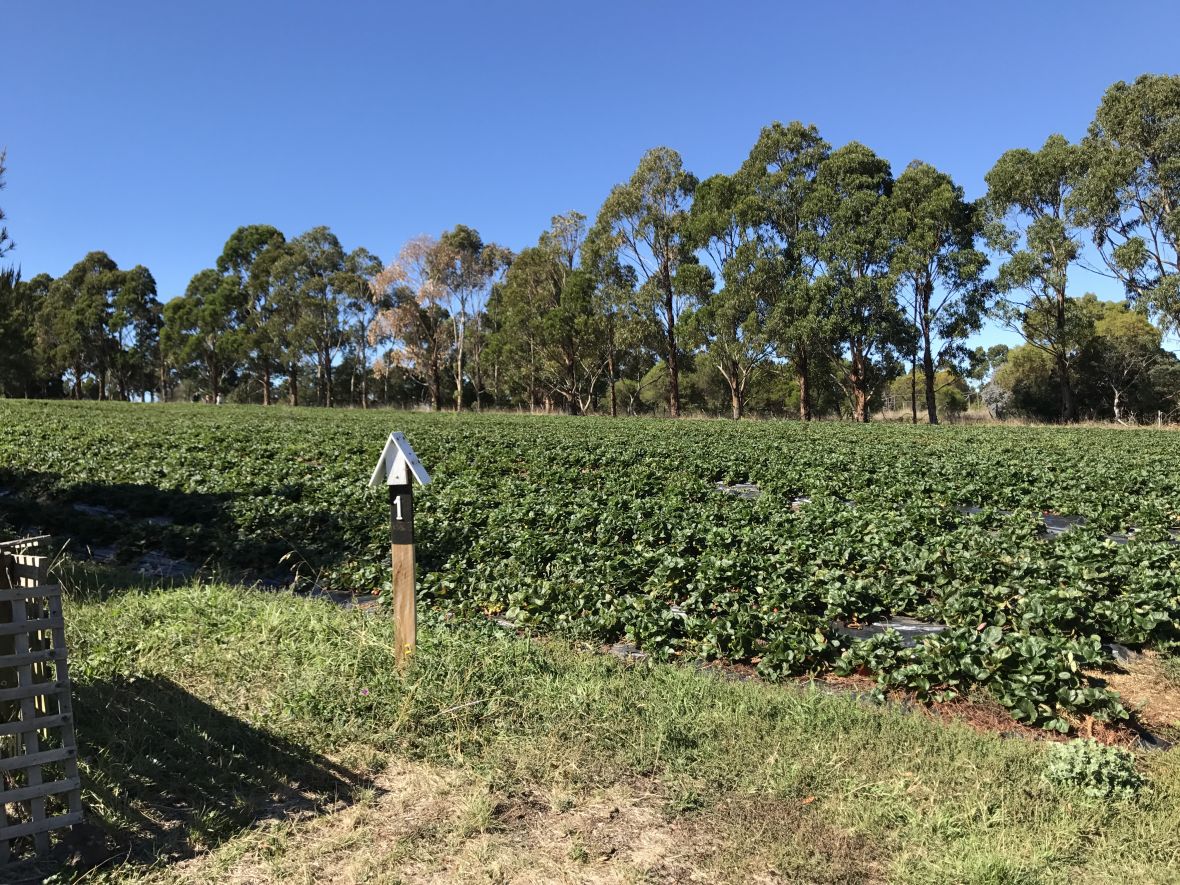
left=152, top=759, right=878, bottom=885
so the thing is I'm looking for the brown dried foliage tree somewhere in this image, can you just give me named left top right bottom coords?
left=371, top=236, right=452, bottom=410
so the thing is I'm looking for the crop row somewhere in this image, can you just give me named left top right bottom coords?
left=1, top=401, right=1179, bottom=731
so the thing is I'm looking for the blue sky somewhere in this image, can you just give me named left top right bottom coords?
left=4, top=1, right=1180, bottom=351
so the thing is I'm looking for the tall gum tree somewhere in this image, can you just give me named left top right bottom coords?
left=985, top=134, right=1088, bottom=421
left=491, top=213, right=611, bottom=414
left=291, top=227, right=349, bottom=407
left=162, top=267, right=246, bottom=402
left=1074, top=74, right=1180, bottom=331
left=890, top=161, right=990, bottom=424
left=431, top=225, right=511, bottom=411
left=372, top=235, right=452, bottom=411
left=341, top=246, right=385, bottom=408
left=589, top=147, right=700, bottom=418
left=217, top=225, right=286, bottom=405
left=737, top=122, right=832, bottom=420
left=39, top=252, right=127, bottom=399
left=579, top=237, right=640, bottom=417
left=1089, top=298, right=1164, bottom=421
left=808, top=142, right=908, bottom=422
left=109, top=264, right=161, bottom=400
left=689, top=172, right=771, bottom=419
left=0, top=271, right=52, bottom=397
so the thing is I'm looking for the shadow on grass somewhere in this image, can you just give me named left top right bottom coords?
left=71, top=674, right=368, bottom=867
left=0, top=469, right=234, bottom=567
left=0, top=469, right=373, bottom=590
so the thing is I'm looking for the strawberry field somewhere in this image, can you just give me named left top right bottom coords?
left=2, top=400, right=1180, bottom=733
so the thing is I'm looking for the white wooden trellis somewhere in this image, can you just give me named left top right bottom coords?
left=0, top=538, right=82, bottom=863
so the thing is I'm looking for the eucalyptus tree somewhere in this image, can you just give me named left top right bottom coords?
left=108, top=264, right=161, bottom=400
left=1074, top=74, right=1180, bottom=331
left=39, top=252, right=127, bottom=398
left=371, top=235, right=452, bottom=410
left=0, top=270, right=51, bottom=397
left=431, top=225, right=511, bottom=411
left=1090, top=299, right=1165, bottom=421
left=217, top=225, right=286, bottom=404
left=491, top=213, right=610, bottom=414
left=341, top=246, right=385, bottom=407
left=489, top=234, right=560, bottom=410
left=890, top=161, right=990, bottom=423
left=588, top=147, right=706, bottom=417
left=808, top=142, right=909, bottom=422
left=593, top=251, right=640, bottom=418
left=689, top=173, right=774, bottom=419
left=985, top=134, right=1088, bottom=420
left=162, top=267, right=246, bottom=402
left=736, top=122, right=832, bottom=420
left=484, top=255, right=541, bottom=409
left=289, top=227, right=352, bottom=407
left=569, top=231, right=641, bottom=417
left=264, top=226, right=373, bottom=407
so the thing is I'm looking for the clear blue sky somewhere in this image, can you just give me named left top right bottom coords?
left=5, top=0, right=1180, bottom=351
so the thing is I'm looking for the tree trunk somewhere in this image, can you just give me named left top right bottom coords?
left=1056, top=351, right=1075, bottom=422
left=360, top=349, right=369, bottom=410
left=797, top=351, right=812, bottom=421
left=662, top=274, right=680, bottom=418
left=453, top=321, right=465, bottom=413
left=429, top=358, right=441, bottom=411
left=473, top=317, right=483, bottom=412
left=922, top=322, right=938, bottom=426
left=853, top=391, right=869, bottom=422
left=289, top=363, right=299, bottom=407
left=609, top=353, right=617, bottom=418
left=527, top=342, right=536, bottom=414
left=910, top=297, right=919, bottom=425
left=730, top=380, right=742, bottom=420
left=262, top=363, right=272, bottom=406
left=1055, top=287, right=1075, bottom=421
left=608, top=318, right=618, bottom=418
left=566, top=351, right=578, bottom=415
left=849, top=349, right=870, bottom=423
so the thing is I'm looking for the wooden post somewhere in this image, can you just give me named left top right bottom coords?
left=370, top=433, right=431, bottom=669
left=389, top=483, right=416, bottom=668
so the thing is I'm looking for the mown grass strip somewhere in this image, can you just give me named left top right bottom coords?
left=62, top=584, right=1180, bottom=883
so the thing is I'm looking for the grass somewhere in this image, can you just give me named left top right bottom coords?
left=20, top=581, right=1177, bottom=883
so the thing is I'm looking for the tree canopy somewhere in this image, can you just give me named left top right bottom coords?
left=4, top=75, right=1180, bottom=422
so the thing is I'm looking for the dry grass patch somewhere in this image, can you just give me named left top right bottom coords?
left=1102, top=651, right=1180, bottom=738
left=132, top=758, right=875, bottom=885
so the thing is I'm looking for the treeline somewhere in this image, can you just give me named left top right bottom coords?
left=2, top=74, right=1179, bottom=422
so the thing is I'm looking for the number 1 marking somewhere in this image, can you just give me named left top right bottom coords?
left=393, top=495, right=404, bottom=521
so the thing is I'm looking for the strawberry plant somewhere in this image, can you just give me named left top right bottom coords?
left=2, top=400, right=1179, bottom=731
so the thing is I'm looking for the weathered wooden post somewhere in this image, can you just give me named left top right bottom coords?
left=369, top=433, right=431, bottom=668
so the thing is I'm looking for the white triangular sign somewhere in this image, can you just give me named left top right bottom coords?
left=368, top=432, right=431, bottom=487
